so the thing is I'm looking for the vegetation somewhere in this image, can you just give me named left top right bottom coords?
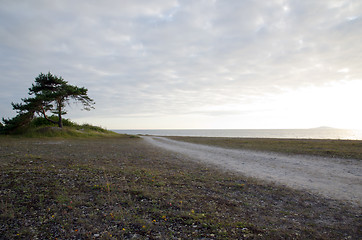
left=0, top=116, right=120, bottom=138
left=0, top=137, right=360, bottom=239
left=1, top=72, right=360, bottom=238
left=168, top=136, right=362, bottom=160
left=1, top=72, right=94, bottom=133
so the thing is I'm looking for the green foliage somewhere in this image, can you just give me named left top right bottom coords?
left=27, top=72, right=95, bottom=128
left=0, top=122, right=3, bottom=134
left=13, top=117, right=117, bottom=138
left=29, top=72, right=95, bottom=113
left=31, top=116, right=57, bottom=127
left=31, top=116, right=75, bottom=127
left=31, top=117, right=109, bottom=134
left=0, top=114, right=118, bottom=138
left=1, top=113, right=34, bottom=134
left=1, top=72, right=95, bottom=132
left=12, top=115, right=118, bottom=138
left=23, top=126, right=119, bottom=138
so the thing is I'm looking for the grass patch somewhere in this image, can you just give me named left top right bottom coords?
left=0, top=137, right=360, bottom=239
left=167, top=136, right=362, bottom=160
left=22, top=126, right=122, bottom=138
left=1, top=116, right=134, bottom=138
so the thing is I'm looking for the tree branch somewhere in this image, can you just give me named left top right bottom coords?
left=41, top=106, right=57, bottom=124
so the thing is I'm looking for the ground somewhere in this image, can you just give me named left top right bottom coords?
left=0, top=137, right=361, bottom=239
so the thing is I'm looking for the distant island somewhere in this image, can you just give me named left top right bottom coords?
left=310, top=126, right=337, bottom=130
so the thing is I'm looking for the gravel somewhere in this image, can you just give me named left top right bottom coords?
left=143, top=136, right=362, bottom=206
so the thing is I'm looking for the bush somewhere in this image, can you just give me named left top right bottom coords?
left=1, top=113, right=33, bottom=134
left=0, top=115, right=116, bottom=137
left=31, top=116, right=75, bottom=127
left=31, top=117, right=55, bottom=127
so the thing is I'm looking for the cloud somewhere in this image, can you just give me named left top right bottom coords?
left=1, top=0, right=361, bottom=128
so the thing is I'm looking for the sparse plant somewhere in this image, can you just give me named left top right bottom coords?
left=0, top=137, right=360, bottom=239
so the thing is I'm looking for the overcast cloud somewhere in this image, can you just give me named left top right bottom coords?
left=1, top=0, right=361, bottom=129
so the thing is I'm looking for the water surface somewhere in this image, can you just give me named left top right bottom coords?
left=114, top=128, right=362, bottom=140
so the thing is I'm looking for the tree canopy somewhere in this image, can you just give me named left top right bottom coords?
left=1, top=72, right=94, bottom=133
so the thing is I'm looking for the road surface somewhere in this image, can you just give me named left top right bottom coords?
left=143, top=136, right=362, bottom=205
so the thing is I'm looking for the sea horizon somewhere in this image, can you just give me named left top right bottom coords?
left=113, top=128, right=362, bottom=140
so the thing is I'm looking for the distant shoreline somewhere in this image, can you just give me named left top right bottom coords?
left=114, top=128, right=362, bottom=140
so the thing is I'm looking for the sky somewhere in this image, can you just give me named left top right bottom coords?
left=1, top=0, right=362, bottom=130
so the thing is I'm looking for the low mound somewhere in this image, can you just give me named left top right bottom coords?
left=26, top=126, right=125, bottom=138
left=1, top=116, right=134, bottom=138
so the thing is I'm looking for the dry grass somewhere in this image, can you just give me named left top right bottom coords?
left=0, top=136, right=361, bottom=239
left=168, top=136, right=362, bottom=160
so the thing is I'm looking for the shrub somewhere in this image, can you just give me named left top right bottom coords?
left=1, top=113, right=33, bottom=134
left=31, top=116, right=75, bottom=127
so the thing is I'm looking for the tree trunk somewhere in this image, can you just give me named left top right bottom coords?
left=41, top=107, right=57, bottom=125
left=57, top=102, right=63, bottom=128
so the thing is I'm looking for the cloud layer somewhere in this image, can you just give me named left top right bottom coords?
left=1, top=0, right=361, bottom=128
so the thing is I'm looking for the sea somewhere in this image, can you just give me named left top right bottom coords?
left=113, top=128, right=362, bottom=140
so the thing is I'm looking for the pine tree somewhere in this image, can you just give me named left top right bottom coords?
left=2, top=72, right=95, bottom=132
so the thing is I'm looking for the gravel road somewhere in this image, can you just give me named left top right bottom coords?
left=143, top=136, right=362, bottom=205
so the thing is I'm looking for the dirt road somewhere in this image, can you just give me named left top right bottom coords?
left=143, top=136, right=362, bottom=205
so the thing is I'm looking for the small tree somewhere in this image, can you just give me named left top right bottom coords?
left=28, top=72, right=95, bottom=128
left=4, top=72, right=95, bottom=130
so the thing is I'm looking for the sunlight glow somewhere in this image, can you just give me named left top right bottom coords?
left=252, top=80, right=362, bottom=129
left=74, top=80, right=362, bottom=130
